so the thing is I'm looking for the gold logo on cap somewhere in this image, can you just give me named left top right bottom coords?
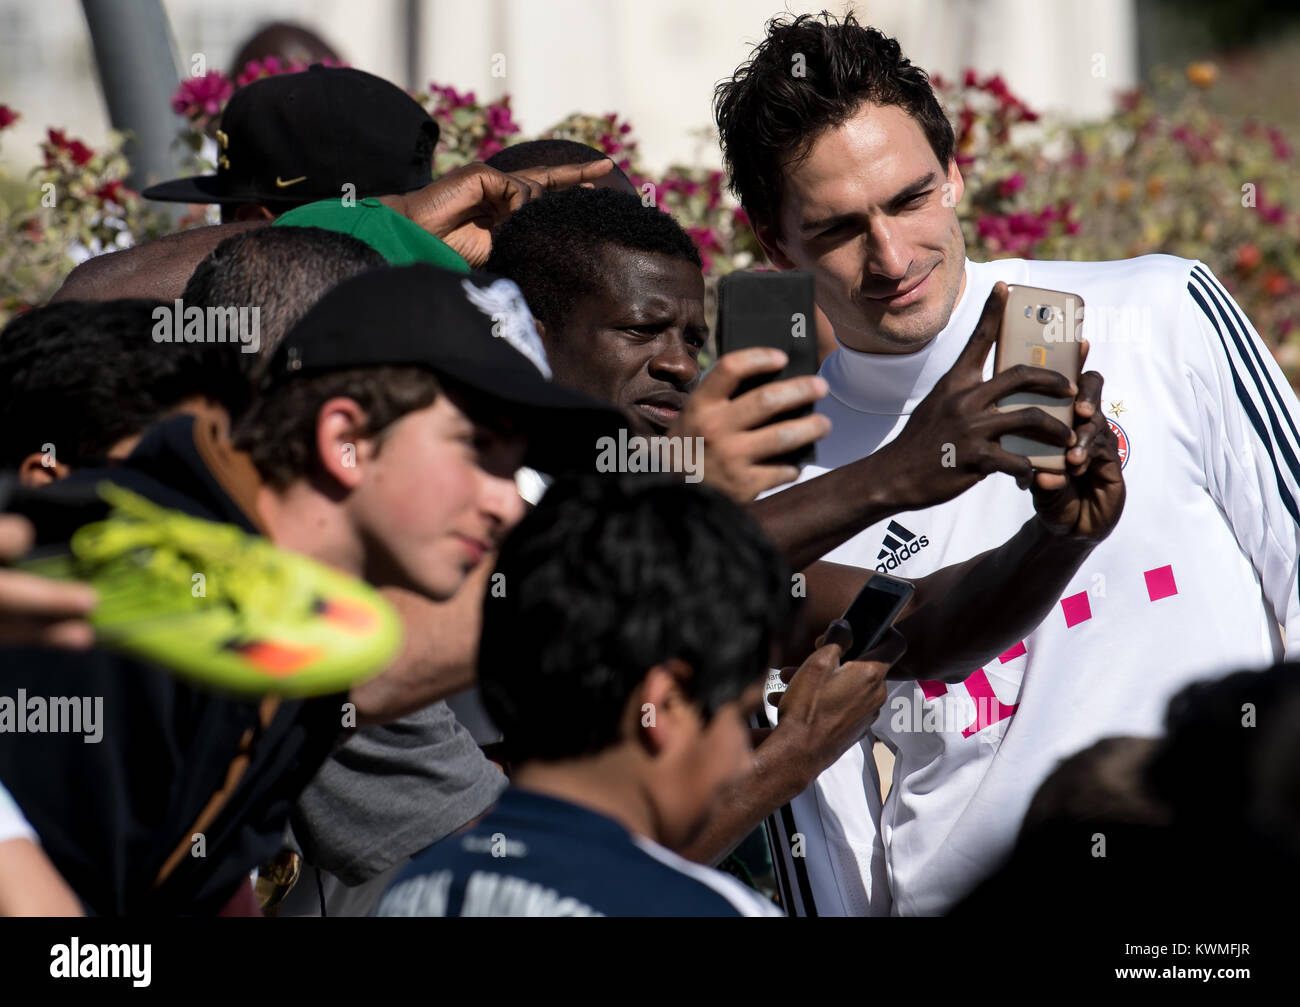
left=275, top=175, right=308, bottom=189
left=215, top=129, right=229, bottom=149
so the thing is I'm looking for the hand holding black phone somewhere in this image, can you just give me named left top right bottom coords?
left=714, top=270, right=821, bottom=466
left=766, top=571, right=914, bottom=705
left=836, top=572, right=914, bottom=662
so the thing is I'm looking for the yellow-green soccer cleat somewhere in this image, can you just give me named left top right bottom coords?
left=18, top=482, right=403, bottom=698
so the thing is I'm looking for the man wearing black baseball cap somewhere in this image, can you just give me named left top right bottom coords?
left=245, top=263, right=625, bottom=477
left=241, top=264, right=626, bottom=916
left=55, top=122, right=612, bottom=303
left=0, top=263, right=623, bottom=915
left=238, top=263, right=624, bottom=713
left=144, top=65, right=438, bottom=222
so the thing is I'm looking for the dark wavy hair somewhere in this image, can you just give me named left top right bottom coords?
left=484, top=186, right=701, bottom=334
left=714, top=10, right=954, bottom=233
left=0, top=299, right=250, bottom=469
left=479, top=476, right=799, bottom=762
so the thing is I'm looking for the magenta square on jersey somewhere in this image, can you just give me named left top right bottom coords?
left=1145, top=565, right=1178, bottom=602
left=1061, top=591, right=1092, bottom=628
left=998, top=641, right=1027, bottom=663
left=918, top=680, right=947, bottom=701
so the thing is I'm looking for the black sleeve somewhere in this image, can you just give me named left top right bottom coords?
left=0, top=646, right=252, bottom=915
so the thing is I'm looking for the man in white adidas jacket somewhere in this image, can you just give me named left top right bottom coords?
left=715, top=13, right=1300, bottom=914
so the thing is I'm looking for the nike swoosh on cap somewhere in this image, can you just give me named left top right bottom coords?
left=275, top=175, right=308, bottom=188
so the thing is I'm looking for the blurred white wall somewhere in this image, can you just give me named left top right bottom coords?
left=0, top=0, right=1136, bottom=175
left=426, top=0, right=1137, bottom=172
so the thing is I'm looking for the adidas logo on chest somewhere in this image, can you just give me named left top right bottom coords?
left=875, top=520, right=930, bottom=572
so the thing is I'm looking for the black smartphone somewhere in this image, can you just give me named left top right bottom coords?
left=766, top=570, right=915, bottom=706
left=838, top=572, right=915, bottom=662
left=714, top=270, right=820, bottom=466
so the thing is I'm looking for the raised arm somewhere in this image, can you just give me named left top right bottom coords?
left=790, top=368, right=1124, bottom=680
left=51, top=221, right=267, bottom=303
left=681, top=622, right=904, bottom=865
left=685, top=388, right=1123, bottom=865
left=750, top=283, right=1082, bottom=571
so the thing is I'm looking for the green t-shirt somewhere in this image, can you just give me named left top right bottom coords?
left=273, top=197, right=470, bottom=273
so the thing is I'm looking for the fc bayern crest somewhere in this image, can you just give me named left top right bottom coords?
left=1107, top=416, right=1130, bottom=469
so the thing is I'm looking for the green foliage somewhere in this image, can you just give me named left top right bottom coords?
left=0, top=117, right=173, bottom=325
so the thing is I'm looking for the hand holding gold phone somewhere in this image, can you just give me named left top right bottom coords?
left=993, top=284, right=1085, bottom=473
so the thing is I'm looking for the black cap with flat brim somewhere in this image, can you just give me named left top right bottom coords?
left=144, top=66, right=438, bottom=209
left=262, top=265, right=629, bottom=475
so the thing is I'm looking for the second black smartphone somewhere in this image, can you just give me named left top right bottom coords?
left=714, top=270, right=820, bottom=466
left=838, top=572, right=914, bottom=662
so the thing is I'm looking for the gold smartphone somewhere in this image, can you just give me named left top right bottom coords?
left=993, top=284, right=1084, bottom=473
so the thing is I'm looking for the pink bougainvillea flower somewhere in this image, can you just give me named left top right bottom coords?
left=1254, top=187, right=1287, bottom=225
left=705, top=171, right=724, bottom=210
left=67, top=139, right=94, bottom=165
left=42, top=127, right=94, bottom=167
left=485, top=102, right=519, bottom=135
left=171, top=70, right=233, bottom=119
left=235, top=56, right=344, bottom=87
left=983, top=74, right=1009, bottom=99
left=957, top=105, right=975, bottom=138
left=236, top=56, right=286, bottom=87
left=1267, top=127, right=1292, bottom=162
left=95, top=179, right=128, bottom=205
left=0, top=104, right=18, bottom=129
left=686, top=225, right=723, bottom=272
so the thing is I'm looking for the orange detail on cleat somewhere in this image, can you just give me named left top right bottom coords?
left=234, top=640, right=323, bottom=676
left=318, top=597, right=378, bottom=633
